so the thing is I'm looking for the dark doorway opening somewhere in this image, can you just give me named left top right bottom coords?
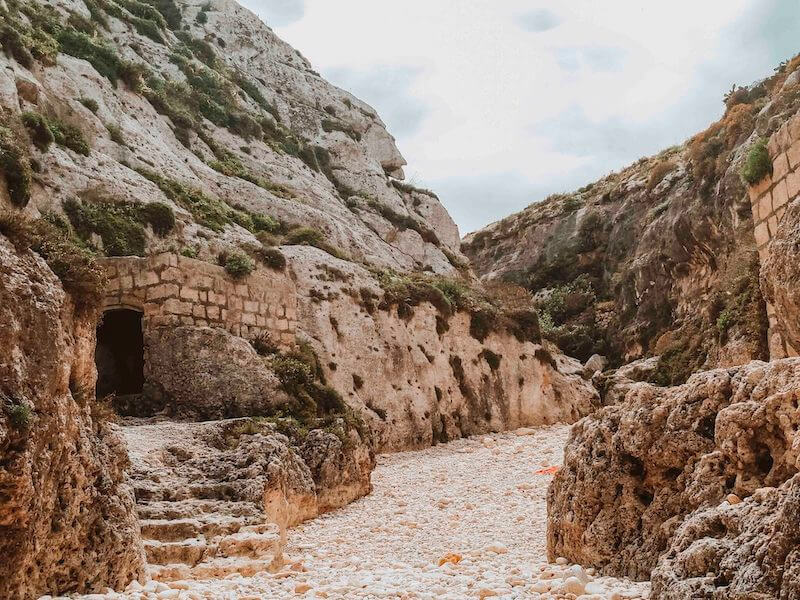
left=96, top=309, right=144, bottom=398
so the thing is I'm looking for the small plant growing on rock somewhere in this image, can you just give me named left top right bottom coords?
left=21, top=112, right=55, bottom=151
left=250, top=331, right=278, bottom=356
left=78, top=97, right=99, bottom=113
left=105, top=123, right=125, bottom=145
left=8, top=402, right=31, bottom=429
left=255, top=245, right=286, bottom=270
left=740, top=139, right=772, bottom=185
left=0, top=126, right=33, bottom=207
left=138, top=202, right=175, bottom=236
left=284, top=226, right=348, bottom=260
left=223, top=250, right=254, bottom=278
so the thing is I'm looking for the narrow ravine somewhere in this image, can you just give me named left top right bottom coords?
left=73, top=426, right=650, bottom=600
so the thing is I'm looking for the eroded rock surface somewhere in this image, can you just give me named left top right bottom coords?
left=762, top=196, right=800, bottom=351
left=0, top=239, right=145, bottom=600
left=547, top=359, right=800, bottom=581
left=286, top=246, right=601, bottom=452
left=651, top=474, right=800, bottom=599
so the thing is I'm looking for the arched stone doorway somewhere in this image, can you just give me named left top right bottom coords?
left=96, top=308, right=144, bottom=399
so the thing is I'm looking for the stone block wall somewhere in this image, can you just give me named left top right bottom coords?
left=747, top=113, right=800, bottom=359
left=99, top=253, right=297, bottom=346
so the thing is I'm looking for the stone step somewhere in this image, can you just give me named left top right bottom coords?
left=137, top=499, right=263, bottom=521
left=144, top=538, right=214, bottom=566
left=216, top=527, right=281, bottom=559
left=140, top=515, right=263, bottom=542
left=149, top=557, right=277, bottom=582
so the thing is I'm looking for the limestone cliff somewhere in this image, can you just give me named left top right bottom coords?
left=0, top=237, right=146, bottom=599
left=463, top=57, right=800, bottom=383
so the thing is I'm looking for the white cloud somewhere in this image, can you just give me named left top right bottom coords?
left=240, top=0, right=800, bottom=233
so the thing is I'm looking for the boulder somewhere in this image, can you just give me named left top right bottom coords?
left=143, top=326, right=290, bottom=420
left=547, top=359, right=800, bottom=581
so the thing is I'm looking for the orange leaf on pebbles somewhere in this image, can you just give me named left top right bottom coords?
left=438, top=552, right=463, bottom=566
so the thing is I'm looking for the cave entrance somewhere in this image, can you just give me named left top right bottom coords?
left=96, top=308, right=144, bottom=399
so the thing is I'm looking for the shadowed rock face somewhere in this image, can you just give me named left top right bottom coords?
left=547, top=359, right=800, bottom=582
left=650, top=474, right=800, bottom=600
left=0, top=239, right=146, bottom=600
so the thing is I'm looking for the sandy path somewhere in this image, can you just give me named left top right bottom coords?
left=70, top=425, right=649, bottom=600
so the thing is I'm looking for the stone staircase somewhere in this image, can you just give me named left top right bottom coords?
left=121, top=420, right=287, bottom=582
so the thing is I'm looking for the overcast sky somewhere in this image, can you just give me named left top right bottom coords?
left=239, top=0, right=799, bottom=234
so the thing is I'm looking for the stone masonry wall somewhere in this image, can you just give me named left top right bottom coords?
left=99, top=253, right=297, bottom=346
left=747, top=112, right=800, bottom=359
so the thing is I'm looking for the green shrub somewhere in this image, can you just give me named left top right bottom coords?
left=138, top=202, right=175, bottom=235
left=255, top=245, right=286, bottom=270
left=0, top=126, right=33, bottom=207
left=146, top=0, right=182, bottom=29
left=740, top=139, right=772, bottom=185
left=252, top=213, right=282, bottom=233
left=321, top=118, right=361, bottom=141
left=22, top=112, right=55, bottom=151
left=84, top=0, right=110, bottom=28
left=79, top=97, right=99, bottom=113
left=48, top=119, right=90, bottom=155
left=106, top=123, right=125, bottom=144
left=229, top=111, right=262, bottom=140
left=64, top=197, right=146, bottom=256
left=180, top=245, right=198, bottom=258
left=195, top=9, right=207, bottom=23
left=8, top=402, right=31, bottom=429
left=68, top=12, right=96, bottom=34
left=368, top=199, right=440, bottom=245
left=0, top=24, right=34, bottom=68
left=223, top=250, right=254, bottom=278
left=137, top=168, right=235, bottom=231
left=29, top=219, right=107, bottom=312
left=250, top=331, right=278, bottom=356
left=57, top=29, right=122, bottom=84
left=284, top=226, right=348, bottom=260
left=130, top=16, right=164, bottom=44
left=0, top=209, right=36, bottom=250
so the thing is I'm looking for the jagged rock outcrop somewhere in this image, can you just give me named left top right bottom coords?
left=141, top=325, right=290, bottom=419
left=286, top=246, right=600, bottom=451
left=123, top=418, right=373, bottom=581
left=762, top=196, right=800, bottom=351
left=547, top=358, right=800, bottom=583
left=650, top=474, right=800, bottom=599
left=0, top=238, right=145, bottom=600
left=464, top=61, right=800, bottom=381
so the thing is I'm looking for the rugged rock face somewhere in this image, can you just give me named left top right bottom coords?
left=0, top=238, right=145, bottom=599
left=4, top=0, right=463, bottom=274
left=762, top=196, right=800, bottom=350
left=547, top=358, right=800, bottom=582
left=142, top=325, right=290, bottom=419
left=464, top=61, right=800, bottom=380
left=286, top=246, right=600, bottom=451
left=650, top=474, right=800, bottom=599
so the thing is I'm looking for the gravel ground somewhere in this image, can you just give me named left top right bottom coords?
left=65, top=425, right=650, bottom=600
